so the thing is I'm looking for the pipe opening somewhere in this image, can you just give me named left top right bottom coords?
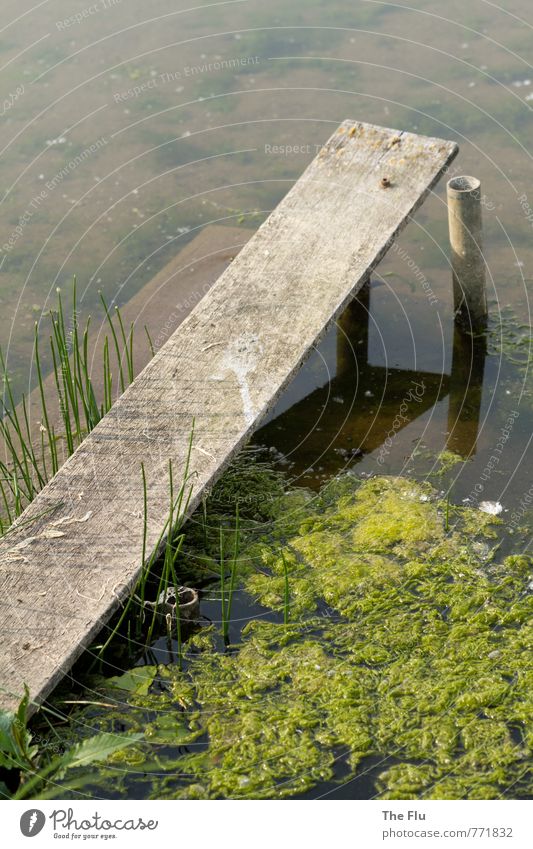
left=447, top=175, right=480, bottom=193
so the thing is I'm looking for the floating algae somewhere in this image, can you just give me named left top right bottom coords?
left=488, top=304, right=533, bottom=408
left=40, top=471, right=532, bottom=800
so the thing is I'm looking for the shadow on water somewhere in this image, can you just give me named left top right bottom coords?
left=256, top=280, right=487, bottom=487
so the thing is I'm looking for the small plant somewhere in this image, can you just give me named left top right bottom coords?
left=0, top=687, right=37, bottom=778
left=0, top=687, right=141, bottom=799
left=96, top=430, right=196, bottom=661
left=142, top=446, right=195, bottom=653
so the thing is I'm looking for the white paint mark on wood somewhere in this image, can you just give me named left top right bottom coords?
left=218, top=335, right=264, bottom=426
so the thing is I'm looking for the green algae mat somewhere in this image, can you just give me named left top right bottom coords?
left=30, top=471, right=533, bottom=800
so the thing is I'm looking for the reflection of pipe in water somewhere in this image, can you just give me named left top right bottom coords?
left=446, top=324, right=486, bottom=458
left=336, top=279, right=370, bottom=377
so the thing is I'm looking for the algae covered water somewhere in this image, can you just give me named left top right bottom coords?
left=29, top=452, right=532, bottom=800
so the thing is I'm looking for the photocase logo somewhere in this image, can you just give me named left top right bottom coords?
left=20, top=809, right=46, bottom=837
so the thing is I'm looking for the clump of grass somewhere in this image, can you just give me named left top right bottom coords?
left=90, top=444, right=280, bottom=671
left=0, top=279, right=149, bottom=532
left=95, top=427, right=196, bottom=663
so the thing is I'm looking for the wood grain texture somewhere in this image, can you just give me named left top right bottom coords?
left=0, top=120, right=458, bottom=713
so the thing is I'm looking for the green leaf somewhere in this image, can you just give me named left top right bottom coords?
left=15, top=731, right=144, bottom=799
left=0, top=781, right=12, bottom=799
left=59, top=731, right=144, bottom=773
left=106, top=665, right=157, bottom=696
left=145, top=714, right=195, bottom=745
left=0, top=687, right=35, bottom=769
left=0, top=709, right=18, bottom=757
left=12, top=686, right=37, bottom=764
left=15, top=685, right=30, bottom=729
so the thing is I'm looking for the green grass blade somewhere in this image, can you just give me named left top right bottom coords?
left=33, top=323, right=58, bottom=475
left=99, top=292, right=125, bottom=393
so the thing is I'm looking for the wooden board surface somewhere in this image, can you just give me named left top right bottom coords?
left=0, top=121, right=458, bottom=713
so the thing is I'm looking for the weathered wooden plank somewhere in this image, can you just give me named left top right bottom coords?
left=0, top=120, right=458, bottom=713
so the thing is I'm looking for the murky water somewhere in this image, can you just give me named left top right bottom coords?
left=1, top=0, right=531, bottom=498
left=1, top=0, right=531, bottom=800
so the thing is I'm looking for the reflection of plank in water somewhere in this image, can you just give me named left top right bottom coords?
left=257, top=361, right=450, bottom=487
left=0, top=120, right=457, bottom=714
left=257, top=283, right=486, bottom=484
